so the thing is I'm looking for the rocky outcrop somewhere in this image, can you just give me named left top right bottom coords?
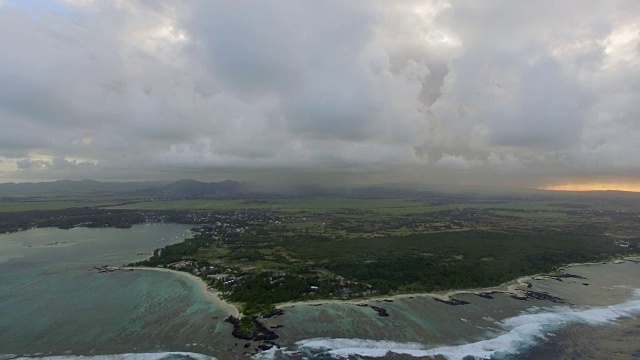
left=224, top=316, right=279, bottom=341
left=510, top=291, right=566, bottom=304
left=433, top=297, right=470, bottom=306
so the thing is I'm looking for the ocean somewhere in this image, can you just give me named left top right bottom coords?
left=257, top=260, right=640, bottom=359
left=0, top=225, right=236, bottom=358
left=1, top=226, right=639, bottom=359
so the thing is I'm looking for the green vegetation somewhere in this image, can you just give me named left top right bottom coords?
left=3, top=188, right=640, bottom=319
left=0, top=207, right=220, bottom=233
left=0, top=208, right=148, bottom=233
left=126, top=196, right=640, bottom=316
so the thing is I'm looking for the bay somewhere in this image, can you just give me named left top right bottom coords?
left=0, top=225, right=233, bottom=357
left=3, top=225, right=640, bottom=359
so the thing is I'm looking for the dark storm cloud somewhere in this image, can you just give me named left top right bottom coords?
left=0, top=0, right=639, bottom=187
left=16, top=158, right=47, bottom=170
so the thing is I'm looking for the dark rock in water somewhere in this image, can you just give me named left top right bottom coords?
left=270, top=325, right=285, bottom=329
left=264, top=340, right=280, bottom=349
left=244, top=343, right=250, bottom=348
left=555, top=273, right=588, bottom=280
left=583, top=283, right=590, bottom=286
left=383, top=299, right=394, bottom=302
left=370, top=305, right=389, bottom=317
left=225, top=316, right=279, bottom=341
left=92, top=265, right=117, bottom=273
left=257, top=344, right=273, bottom=351
left=262, top=308, right=285, bottom=318
left=526, top=291, right=566, bottom=303
left=524, top=282, right=533, bottom=288
left=353, top=302, right=389, bottom=316
left=476, top=292, right=495, bottom=299
left=511, top=291, right=566, bottom=304
left=433, top=297, right=470, bottom=306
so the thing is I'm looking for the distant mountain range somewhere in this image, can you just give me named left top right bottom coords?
left=1, top=179, right=638, bottom=200
left=0, top=179, right=246, bottom=198
left=135, top=179, right=245, bottom=198
left=0, top=179, right=165, bottom=194
left=0, top=179, right=447, bottom=199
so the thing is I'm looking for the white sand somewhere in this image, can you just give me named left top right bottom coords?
left=127, top=256, right=640, bottom=314
left=122, top=267, right=240, bottom=317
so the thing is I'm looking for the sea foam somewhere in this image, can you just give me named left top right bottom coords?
left=277, top=289, right=640, bottom=360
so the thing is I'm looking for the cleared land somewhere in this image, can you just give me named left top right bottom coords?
left=3, top=190, right=639, bottom=319
left=127, top=196, right=640, bottom=316
left=6, top=182, right=639, bottom=339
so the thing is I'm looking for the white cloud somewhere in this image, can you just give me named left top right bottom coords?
left=437, top=154, right=482, bottom=170
left=0, top=0, right=639, bottom=187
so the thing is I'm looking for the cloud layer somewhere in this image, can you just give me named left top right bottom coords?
left=1, top=0, right=639, bottom=188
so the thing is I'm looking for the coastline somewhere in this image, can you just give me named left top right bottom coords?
left=123, top=256, right=640, bottom=317
left=276, top=256, right=640, bottom=309
left=121, top=267, right=240, bottom=317
left=274, top=274, right=533, bottom=309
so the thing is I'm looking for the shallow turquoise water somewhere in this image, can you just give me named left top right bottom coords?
left=260, top=260, right=640, bottom=359
left=0, top=225, right=234, bottom=357
left=3, top=225, right=640, bottom=359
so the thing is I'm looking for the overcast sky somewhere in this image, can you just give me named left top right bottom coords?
left=0, top=1, right=639, bottom=189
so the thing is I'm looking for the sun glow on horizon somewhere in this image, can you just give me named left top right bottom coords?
left=542, top=182, right=640, bottom=193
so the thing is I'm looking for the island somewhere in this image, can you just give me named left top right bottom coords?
left=2, top=181, right=639, bottom=347
left=119, top=195, right=639, bottom=342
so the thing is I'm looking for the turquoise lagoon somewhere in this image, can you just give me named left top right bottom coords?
left=3, top=224, right=640, bottom=360
left=0, top=225, right=233, bottom=358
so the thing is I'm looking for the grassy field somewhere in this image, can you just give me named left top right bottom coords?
left=3, top=191, right=629, bottom=316
left=134, top=195, right=639, bottom=314
left=104, top=197, right=566, bottom=214
left=0, top=199, right=123, bottom=212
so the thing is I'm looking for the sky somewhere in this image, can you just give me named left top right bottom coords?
left=0, top=1, right=639, bottom=190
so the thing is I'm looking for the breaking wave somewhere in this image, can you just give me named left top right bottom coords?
left=258, top=289, right=640, bottom=359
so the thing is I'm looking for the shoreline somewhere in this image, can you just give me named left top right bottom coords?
left=121, top=267, right=240, bottom=317
left=275, top=255, right=640, bottom=309
left=274, top=274, right=535, bottom=309
left=122, top=256, right=640, bottom=316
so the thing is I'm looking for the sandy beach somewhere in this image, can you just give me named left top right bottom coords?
left=124, top=256, right=640, bottom=317
left=122, top=267, right=240, bottom=317
left=275, top=272, right=536, bottom=309
left=274, top=280, right=518, bottom=309
left=276, top=256, right=640, bottom=309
